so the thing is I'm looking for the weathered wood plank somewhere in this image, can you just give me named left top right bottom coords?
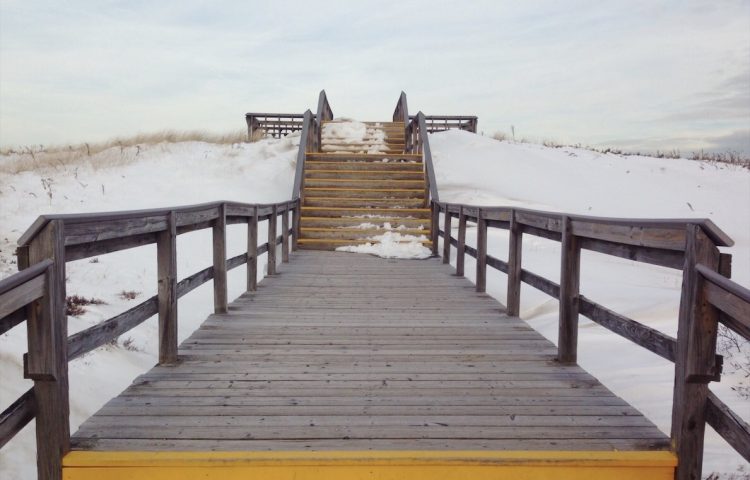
left=212, top=204, right=228, bottom=314
left=705, top=391, right=750, bottom=462
left=267, top=205, right=277, bottom=275
left=157, top=211, right=178, bottom=365
left=25, top=219, right=69, bottom=480
left=558, top=216, right=580, bottom=363
left=671, top=224, right=720, bottom=479
left=69, top=251, right=668, bottom=455
left=67, top=296, right=158, bottom=360
left=0, top=388, right=35, bottom=449
left=476, top=212, right=487, bottom=292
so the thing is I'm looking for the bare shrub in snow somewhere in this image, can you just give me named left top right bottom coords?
left=118, top=290, right=140, bottom=300
left=0, top=129, right=249, bottom=174
left=66, top=295, right=106, bottom=316
left=121, top=337, right=140, bottom=352
left=491, top=131, right=508, bottom=141
left=717, top=325, right=750, bottom=400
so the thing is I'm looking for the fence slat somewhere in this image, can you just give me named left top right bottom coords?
left=212, top=204, right=228, bottom=314
left=558, top=216, right=580, bottom=364
left=672, top=224, right=721, bottom=480
left=157, top=211, right=177, bottom=365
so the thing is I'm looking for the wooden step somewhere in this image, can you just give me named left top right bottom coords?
left=298, top=237, right=432, bottom=251
left=301, top=207, right=431, bottom=218
left=305, top=169, right=424, bottom=180
left=306, top=153, right=421, bottom=162
left=321, top=147, right=404, bottom=155
left=305, top=161, right=423, bottom=172
left=304, top=188, right=424, bottom=199
left=303, top=197, right=426, bottom=208
left=301, top=227, right=431, bottom=240
left=323, top=121, right=404, bottom=127
left=304, top=178, right=425, bottom=189
left=300, top=216, right=430, bottom=229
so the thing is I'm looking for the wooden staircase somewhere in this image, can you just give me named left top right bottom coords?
left=298, top=120, right=433, bottom=251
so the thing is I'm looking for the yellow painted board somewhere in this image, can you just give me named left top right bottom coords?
left=64, top=451, right=676, bottom=480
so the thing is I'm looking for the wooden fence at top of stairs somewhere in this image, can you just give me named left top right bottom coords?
left=0, top=90, right=748, bottom=480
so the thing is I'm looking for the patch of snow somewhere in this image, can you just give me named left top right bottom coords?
left=336, top=231, right=431, bottom=259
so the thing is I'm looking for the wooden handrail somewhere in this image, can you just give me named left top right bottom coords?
left=3, top=198, right=299, bottom=480
left=245, top=113, right=305, bottom=140
left=292, top=110, right=314, bottom=201
left=393, top=92, right=409, bottom=147
left=434, top=200, right=748, bottom=478
left=315, top=90, right=333, bottom=149
left=408, top=114, right=478, bottom=133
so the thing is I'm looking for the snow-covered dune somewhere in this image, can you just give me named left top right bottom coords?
left=0, top=135, right=299, bottom=479
left=430, top=129, right=750, bottom=476
left=0, top=129, right=748, bottom=477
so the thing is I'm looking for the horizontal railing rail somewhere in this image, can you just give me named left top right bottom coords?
left=433, top=200, right=747, bottom=479
left=3, top=198, right=299, bottom=480
left=409, top=114, right=478, bottom=133
left=245, top=112, right=305, bottom=140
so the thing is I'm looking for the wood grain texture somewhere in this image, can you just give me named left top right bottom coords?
left=71, top=251, right=667, bottom=453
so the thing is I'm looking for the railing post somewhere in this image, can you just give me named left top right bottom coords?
left=23, top=219, right=69, bottom=480
left=157, top=211, right=178, bottom=364
left=442, top=204, right=451, bottom=263
left=506, top=209, right=523, bottom=317
left=292, top=201, right=300, bottom=252
left=672, top=224, right=721, bottom=480
left=476, top=209, right=487, bottom=293
left=558, top=216, right=580, bottom=363
left=268, top=205, right=278, bottom=275
left=456, top=206, right=467, bottom=277
left=247, top=206, right=258, bottom=291
left=281, top=205, right=290, bottom=263
left=430, top=202, right=439, bottom=256
left=212, top=203, right=228, bottom=314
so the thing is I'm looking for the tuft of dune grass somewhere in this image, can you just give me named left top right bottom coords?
left=0, top=129, right=257, bottom=174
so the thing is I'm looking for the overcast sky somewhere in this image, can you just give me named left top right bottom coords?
left=1, top=0, right=748, bottom=154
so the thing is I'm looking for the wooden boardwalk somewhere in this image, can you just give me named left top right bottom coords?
left=71, top=251, right=669, bottom=453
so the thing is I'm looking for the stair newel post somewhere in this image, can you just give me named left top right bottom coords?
left=506, top=209, right=523, bottom=317
left=292, top=200, right=300, bottom=252
left=157, top=210, right=178, bottom=365
left=268, top=204, right=278, bottom=275
left=281, top=204, right=290, bottom=263
left=22, top=220, right=70, bottom=480
left=456, top=206, right=467, bottom=277
left=476, top=209, right=488, bottom=293
left=430, top=202, right=440, bottom=256
left=672, top=224, right=721, bottom=480
left=442, top=203, right=452, bottom=263
left=248, top=206, right=258, bottom=291
left=558, top=215, right=580, bottom=364
left=213, top=203, right=228, bottom=314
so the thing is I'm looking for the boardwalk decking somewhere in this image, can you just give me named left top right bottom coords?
left=71, top=251, right=669, bottom=453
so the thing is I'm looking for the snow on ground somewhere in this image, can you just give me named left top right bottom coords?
left=0, top=134, right=299, bottom=479
left=336, top=231, right=432, bottom=259
left=430, top=129, right=750, bottom=477
left=321, top=118, right=389, bottom=154
left=1, top=126, right=748, bottom=477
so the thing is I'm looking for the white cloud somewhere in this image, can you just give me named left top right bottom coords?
left=0, top=0, right=748, bottom=153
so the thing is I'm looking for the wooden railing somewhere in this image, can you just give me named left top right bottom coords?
left=245, top=113, right=305, bottom=139
left=315, top=90, right=334, bottom=149
left=393, top=91, right=409, bottom=147
left=291, top=90, right=330, bottom=238
left=409, top=115, right=478, bottom=133
left=0, top=199, right=298, bottom=479
left=434, top=201, right=748, bottom=479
